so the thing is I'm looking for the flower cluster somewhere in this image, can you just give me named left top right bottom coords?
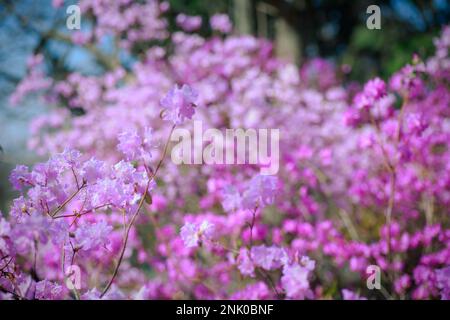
left=3, top=1, right=450, bottom=300
left=1, top=126, right=159, bottom=299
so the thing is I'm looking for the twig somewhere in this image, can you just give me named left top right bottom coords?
left=50, top=183, right=86, bottom=218
left=100, top=125, right=176, bottom=298
left=249, top=206, right=258, bottom=247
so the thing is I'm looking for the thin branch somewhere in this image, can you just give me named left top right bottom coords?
left=50, top=182, right=86, bottom=218
left=100, top=125, right=176, bottom=298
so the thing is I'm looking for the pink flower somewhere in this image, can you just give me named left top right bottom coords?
left=160, top=85, right=198, bottom=125
left=52, top=0, right=64, bottom=8
left=80, top=158, right=107, bottom=183
left=117, top=127, right=154, bottom=162
left=250, top=245, right=287, bottom=270
left=35, top=280, right=64, bottom=300
left=351, top=77, right=387, bottom=113
left=74, top=221, right=112, bottom=252
left=180, top=221, right=215, bottom=248
left=237, top=248, right=255, bottom=276
left=281, top=263, right=313, bottom=299
left=394, top=275, right=411, bottom=295
left=242, top=175, right=278, bottom=209
left=221, top=185, right=242, bottom=212
left=176, top=14, right=202, bottom=32
left=9, top=165, right=31, bottom=190
left=0, top=217, right=11, bottom=256
left=436, top=266, right=450, bottom=300
left=117, top=129, right=143, bottom=160
left=363, top=77, right=386, bottom=100
left=342, top=289, right=367, bottom=300
left=210, top=14, right=232, bottom=33
left=10, top=196, right=33, bottom=222
left=230, top=282, right=270, bottom=300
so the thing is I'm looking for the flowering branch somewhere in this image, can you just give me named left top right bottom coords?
left=100, top=124, right=176, bottom=298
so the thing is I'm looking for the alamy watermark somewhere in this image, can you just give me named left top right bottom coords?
left=65, top=264, right=81, bottom=290
left=366, top=264, right=381, bottom=290
left=66, top=5, right=81, bottom=30
left=366, top=5, right=381, bottom=30
left=170, top=121, right=280, bottom=175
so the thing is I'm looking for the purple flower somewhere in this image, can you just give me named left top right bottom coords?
left=353, top=92, right=372, bottom=111
left=81, top=286, right=125, bottom=300
left=394, top=275, right=411, bottom=295
left=117, top=129, right=142, bottom=160
left=242, top=175, right=278, bottom=209
left=342, top=289, right=367, bottom=300
left=9, top=165, right=31, bottom=190
left=237, top=248, right=255, bottom=276
left=281, top=263, right=313, bottom=299
left=180, top=220, right=215, bottom=248
left=176, top=14, right=202, bottom=32
left=52, top=148, right=82, bottom=170
left=248, top=245, right=288, bottom=271
left=210, top=14, right=232, bottom=33
left=113, top=160, right=136, bottom=183
left=160, top=85, right=198, bottom=125
left=49, top=220, right=70, bottom=246
left=117, top=127, right=154, bottom=162
left=80, top=158, right=107, bottom=184
left=436, top=266, right=450, bottom=300
left=0, top=217, right=11, bottom=236
left=299, top=255, right=316, bottom=271
left=352, top=77, right=387, bottom=113
left=0, top=217, right=11, bottom=256
left=81, top=288, right=102, bottom=300
left=10, top=196, right=33, bottom=222
left=221, top=185, right=242, bottom=212
left=74, top=221, right=112, bottom=252
left=230, top=282, right=270, bottom=300
left=35, top=280, right=64, bottom=300
left=364, top=77, right=387, bottom=100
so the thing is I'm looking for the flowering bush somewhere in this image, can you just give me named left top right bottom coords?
left=1, top=1, right=449, bottom=300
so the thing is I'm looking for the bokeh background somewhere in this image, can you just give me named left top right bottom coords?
left=0, top=0, right=449, bottom=213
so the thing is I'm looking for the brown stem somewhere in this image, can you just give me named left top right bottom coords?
left=54, top=203, right=112, bottom=219
left=249, top=206, right=258, bottom=247
left=0, top=284, right=23, bottom=300
left=386, top=172, right=396, bottom=264
left=51, top=183, right=86, bottom=218
left=370, top=97, right=407, bottom=290
left=256, top=268, right=282, bottom=299
left=100, top=125, right=176, bottom=298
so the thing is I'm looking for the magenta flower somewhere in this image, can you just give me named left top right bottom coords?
left=80, top=158, right=107, bottom=184
left=242, top=175, right=278, bottom=210
left=281, top=263, right=313, bottom=299
left=221, top=185, right=242, bottom=213
left=210, top=14, right=232, bottom=33
left=74, top=221, right=112, bottom=252
left=342, top=289, right=367, bottom=300
left=117, top=127, right=154, bottom=162
left=160, top=85, right=198, bottom=125
left=2, top=4, right=450, bottom=301
left=176, top=14, right=202, bottom=32
left=352, top=77, right=387, bottom=113
left=363, top=77, right=387, bottom=100
left=250, top=245, right=286, bottom=270
left=9, top=165, right=31, bottom=190
left=436, top=266, right=450, bottom=300
left=237, top=248, right=255, bottom=276
left=180, top=220, right=215, bottom=248
left=10, top=196, right=33, bottom=222
left=35, top=280, right=64, bottom=300
left=117, top=129, right=142, bottom=160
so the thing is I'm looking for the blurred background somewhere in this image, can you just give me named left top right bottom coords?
left=0, top=0, right=449, bottom=213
